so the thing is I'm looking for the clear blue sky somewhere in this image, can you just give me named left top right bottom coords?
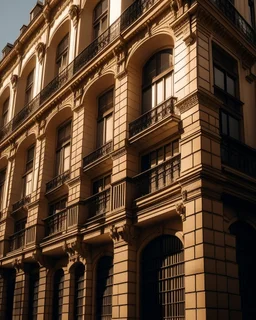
left=0, top=0, right=38, bottom=54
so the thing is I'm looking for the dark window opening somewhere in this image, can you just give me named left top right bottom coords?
left=74, top=264, right=85, bottom=320
left=52, top=269, right=64, bottom=320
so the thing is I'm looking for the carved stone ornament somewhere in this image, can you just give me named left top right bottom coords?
left=170, top=0, right=182, bottom=12
left=63, top=241, right=88, bottom=270
left=109, top=224, right=137, bottom=244
left=12, top=258, right=24, bottom=273
left=69, top=5, right=79, bottom=27
left=32, top=249, right=52, bottom=269
left=35, top=42, right=46, bottom=64
left=176, top=202, right=186, bottom=222
left=11, top=74, right=18, bottom=89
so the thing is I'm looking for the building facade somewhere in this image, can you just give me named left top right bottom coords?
left=0, top=0, right=255, bottom=319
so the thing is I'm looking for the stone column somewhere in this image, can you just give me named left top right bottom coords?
left=110, top=224, right=137, bottom=320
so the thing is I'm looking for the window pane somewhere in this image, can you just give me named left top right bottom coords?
left=165, top=144, right=172, bottom=160
left=105, top=115, right=113, bottom=142
left=227, top=75, right=235, bottom=96
left=214, top=67, right=225, bottom=90
left=221, top=112, right=228, bottom=135
left=173, top=140, right=179, bottom=155
left=157, top=148, right=164, bottom=164
left=63, top=145, right=70, bottom=172
left=165, top=74, right=172, bottom=99
left=97, top=120, right=104, bottom=147
left=102, top=16, right=108, bottom=32
left=142, top=87, right=152, bottom=113
left=229, top=116, right=240, bottom=140
left=25, top=172, right=32, bottom=196
left=158, top=51, right=172, bottom=74
left=156, top=80, right=164, bottom=105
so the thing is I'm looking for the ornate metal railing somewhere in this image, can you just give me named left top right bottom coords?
left=0, top=0, right=159, bottom=142
left=210, top=0, right=256, bottom=46
left=129, top=97, right=178, bottom=137
left=46, top=170, right=70, bottom=193
left=85, top=188, right=111, bottom=219
left=9, top=229, right=26, bottom=251
left=221, top=136, right=256, bottom=177
left=12, top=195, right=31, bottom=212
left=133, top=154, right=181, bottom=197
left=83, top=141, right=113, bottom=168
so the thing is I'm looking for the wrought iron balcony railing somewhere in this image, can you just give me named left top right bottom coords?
left=129, top=97, right=178, bottom=138
left=85, top=188, right=111, bottom=219
left=0, top=0, right=159, bottom=142
left=9, top=229, right=26, bottom=251
left=221, top=136, right=256, bottom=178
left=133, top=154, right=181, bottom=198
left=45, top=170, right=70, bottom=193
left=12, top=195, right=31, bottom=212
left=83, top=141, right=113, bottom=168
left=209, top=0, right=256, bottom=46
left=44, top=203, right=81, bottom=236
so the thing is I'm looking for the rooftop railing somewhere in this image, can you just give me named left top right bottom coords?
left=209, top=0, right=256, bottom=46
left=0, top=0, right=159, bottom=142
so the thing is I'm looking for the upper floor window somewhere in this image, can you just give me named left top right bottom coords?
left=56, top=121, right=71, bottom=176
left=23, top=146, right=35, bottom=197
left=56, top=34, right=69, bottom=74
left=25, top=69, right=35, bottom=105
left=0, top=168, right=6, bottom=210
left=2, top=98, right=9, bottom=127
left=249, top=0, right=255, bottom=29
left=142, top=50, right=173, bottom=113
left=97, top=89, right=113, bottom=148
left=93, top=0, right=108, bottom=39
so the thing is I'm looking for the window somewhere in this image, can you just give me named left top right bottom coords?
left=249, top=0, right=255, bottom=29
left=56, top=121, right=71, bottom=176
left=0, top=168, right=6, bottom=211
left=93, top=0, right=108, bottom=39
left=25, top=69, right=35, bottom=105
left=140, top=140, right=179, bottom=195
left=5, top=269, right=16, bottom=320
left=74, top=264, right=85, bottom=320
left=56, top=34, right=69, bottom=75
left=91, top=174, right=111, bottom=216
left=52, top=269, right=64, bottom=320
left=141, top=235, right=184, bottom=320
left=2, top=98, right=9, bottom=127
left=48, top=197, right=67, bottom=234
left=142, top=50, right=173, bottom=113
left=96, top=256, right=113, bottom=320
left=221, top=110, right=240, bottom=140
left=23, top=146, right=35, bottom=197
left=97, top=89, right=113, bottom=148
left=28, top=266, right=39, bottom=320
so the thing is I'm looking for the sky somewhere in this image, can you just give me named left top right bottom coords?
left=0, top=0, right=38, bottom=55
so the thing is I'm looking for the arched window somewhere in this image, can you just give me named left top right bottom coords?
left=142, top=50, right=173, bottom=113
left=56, top=34, right=69, bottom=75
left=96, top=256, right=113, bottom=320
left=93, top=0, right=108, bottom=39
left=230, top=222, right=256, bottom=319
left=74, top=264, right=85, bottom=320
left=28, top=265, right=39, bottom=320
left=140, top=235, right=184, bottom=320
left=52, top=269, right=65, bottom=320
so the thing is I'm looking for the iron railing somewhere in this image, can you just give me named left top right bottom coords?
left=85, top=188, right=111, bottom=219
left=221, top=136, right=256, bottom=177
left=129, top=97, right=178, bottom=137
left=0, top=0, right=159, bottom=142
left=210, top=0, right=256, bottom=46
left=44, top=203, right=81, bottom=236
left=133, top=154, right=181, bottom=197
left=9, top=229, right=26, bottom=251
left=83, top=141, right=113, bottom=168
left=12, top=195, right=31, bottom=212
left=45, top=170, right=70, bottom=193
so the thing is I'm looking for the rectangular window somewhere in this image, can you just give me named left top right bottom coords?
left=23, top=146, right=35, bottom=197
left=220, top=110, right=240, bottom=140
left=56, top=121, right=71, bottom=176
left=2, top=98, right=9, bottom=127
left=25, top=69, right=35, bottom=105
left=56, top=34, right=69, bottom=75
left=249, top=0, right=255, bottom=29
left=92, top=174, right=111, bottom=215
left=93, top=0, right=108, bottom=39
left=0, top=168, right=6, bottom=210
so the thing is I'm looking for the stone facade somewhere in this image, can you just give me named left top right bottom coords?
left=0, top=0, right=255, bottom=319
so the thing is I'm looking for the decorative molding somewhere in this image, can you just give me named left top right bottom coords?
left=109, top=224, right=137, bottom=244
left=10, top=74, right=18, bottom=89
left=32, top=249, right=53, bottom=269
left=63, top=241, right=90, bottom=271
left=35, top=42, right=46, bottom=64
left=12, top=258, right=24, bottom=273
left=69, top=5, right=79, bottom=28
left=176, top=202, right=186, bottom=221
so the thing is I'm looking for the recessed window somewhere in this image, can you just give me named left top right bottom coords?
left=23, top=146, right=35, bottom=197
left=93, top=0, right=108, bottom=39
left=74, top=264, right=85, bottom=320
left=2, top=98, right=9, bottom=127
left=25, top=69, right=35, bottom=104
left=28, top=266, right=39, bottom=320
left=53, top=269, right=65, bottom=320
left=221, top=111, right=240, bottom=140
left=56, top=121, right=71, bottom=176
left=56, top=34, right=69, bottom=74
left=0, top=168, right=6, bottom=211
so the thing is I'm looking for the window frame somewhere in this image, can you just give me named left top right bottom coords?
left=2, top=97, right=9, bottom=127
left=93, top=0, right=109, bottom=39
left=22, top=145, right=35, bottom=197
left=56, top=33, right=69, bottom=75
left=0, top=168, right=6, bottom=211
left=25, top=69, right=35, bottom=105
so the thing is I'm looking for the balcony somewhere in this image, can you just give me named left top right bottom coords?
left=133, top=154, right=181, bottom=198
left=209, top=0, right=256, bottom=46
left=85, top=189, right=111, bottom=220
left=83, top=141, right=113, bottom=170
left=129, top=98, right=180, bottom=148
left=9, top=229, right=26, bottom=251
left=221, top=136, right=256, bottom=178
left=45, top=170, right=70, bottom=194
left=0, top=0, right=160, bottom=142
left=12, top=196, right=30, bottom=212
left=44, top=203, right=83, bottom=237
